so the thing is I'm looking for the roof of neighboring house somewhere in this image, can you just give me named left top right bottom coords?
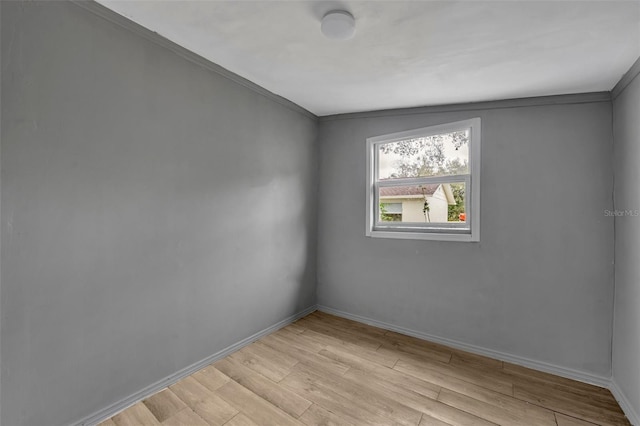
left=380, top=184, right=457, bottom=205
left=379, top=184, right=439, bottom=197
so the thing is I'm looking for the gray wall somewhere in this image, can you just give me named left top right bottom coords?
left=612, top=62, right=640, bottom=419
left=1, top=2, right=317, bottom=425
left=317, top=97, right=614, bottom=377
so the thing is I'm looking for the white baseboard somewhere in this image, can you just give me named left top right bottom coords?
left=317, top=305, right=611, bottom=388
left=610, top=379, right=640, bottom=426
left=73, top=304, right=318, bottom=426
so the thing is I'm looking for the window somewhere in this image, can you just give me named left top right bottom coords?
left=380, top=202, right=403, bottom=221
left=366, top=118, right=480, bottom=241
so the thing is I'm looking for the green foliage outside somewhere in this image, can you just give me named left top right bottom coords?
left=447, top=184, right=465, bottom=222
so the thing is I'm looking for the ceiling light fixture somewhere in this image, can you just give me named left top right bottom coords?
left=321, top=10, right=356, bottom=40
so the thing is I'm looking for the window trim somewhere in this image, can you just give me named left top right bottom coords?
left=365, top=118, right=481, bottom=242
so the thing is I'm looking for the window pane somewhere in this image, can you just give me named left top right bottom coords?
left=378, top=183, right=466, bottom=224
left=378, top=130, right=469, bottom=180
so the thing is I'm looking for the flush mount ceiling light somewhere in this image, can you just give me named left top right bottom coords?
left=321, top=10, right=356, bottom=40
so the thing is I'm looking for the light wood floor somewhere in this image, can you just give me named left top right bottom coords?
left=99, top=311, right=630, bottom=426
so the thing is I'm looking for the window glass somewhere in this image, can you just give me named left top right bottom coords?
left=378, top=131, right=469, bottom=180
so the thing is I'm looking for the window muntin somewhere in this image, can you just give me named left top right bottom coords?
left=366, top=118, right=480, bottom=241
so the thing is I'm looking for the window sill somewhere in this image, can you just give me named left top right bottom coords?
left=367, top=230, right=479, bottom=242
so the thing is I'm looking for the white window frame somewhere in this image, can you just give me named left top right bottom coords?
left=366, top=118, right=481, bottom=242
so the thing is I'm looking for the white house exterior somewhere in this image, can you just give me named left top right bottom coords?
left=379, top=184, right=456, bottom=223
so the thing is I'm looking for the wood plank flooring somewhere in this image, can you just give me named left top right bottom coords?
left=100, top=311, right=630, bottom=426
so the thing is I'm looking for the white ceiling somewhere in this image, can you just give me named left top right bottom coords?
left=99, top=1, right=640, bottom=116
